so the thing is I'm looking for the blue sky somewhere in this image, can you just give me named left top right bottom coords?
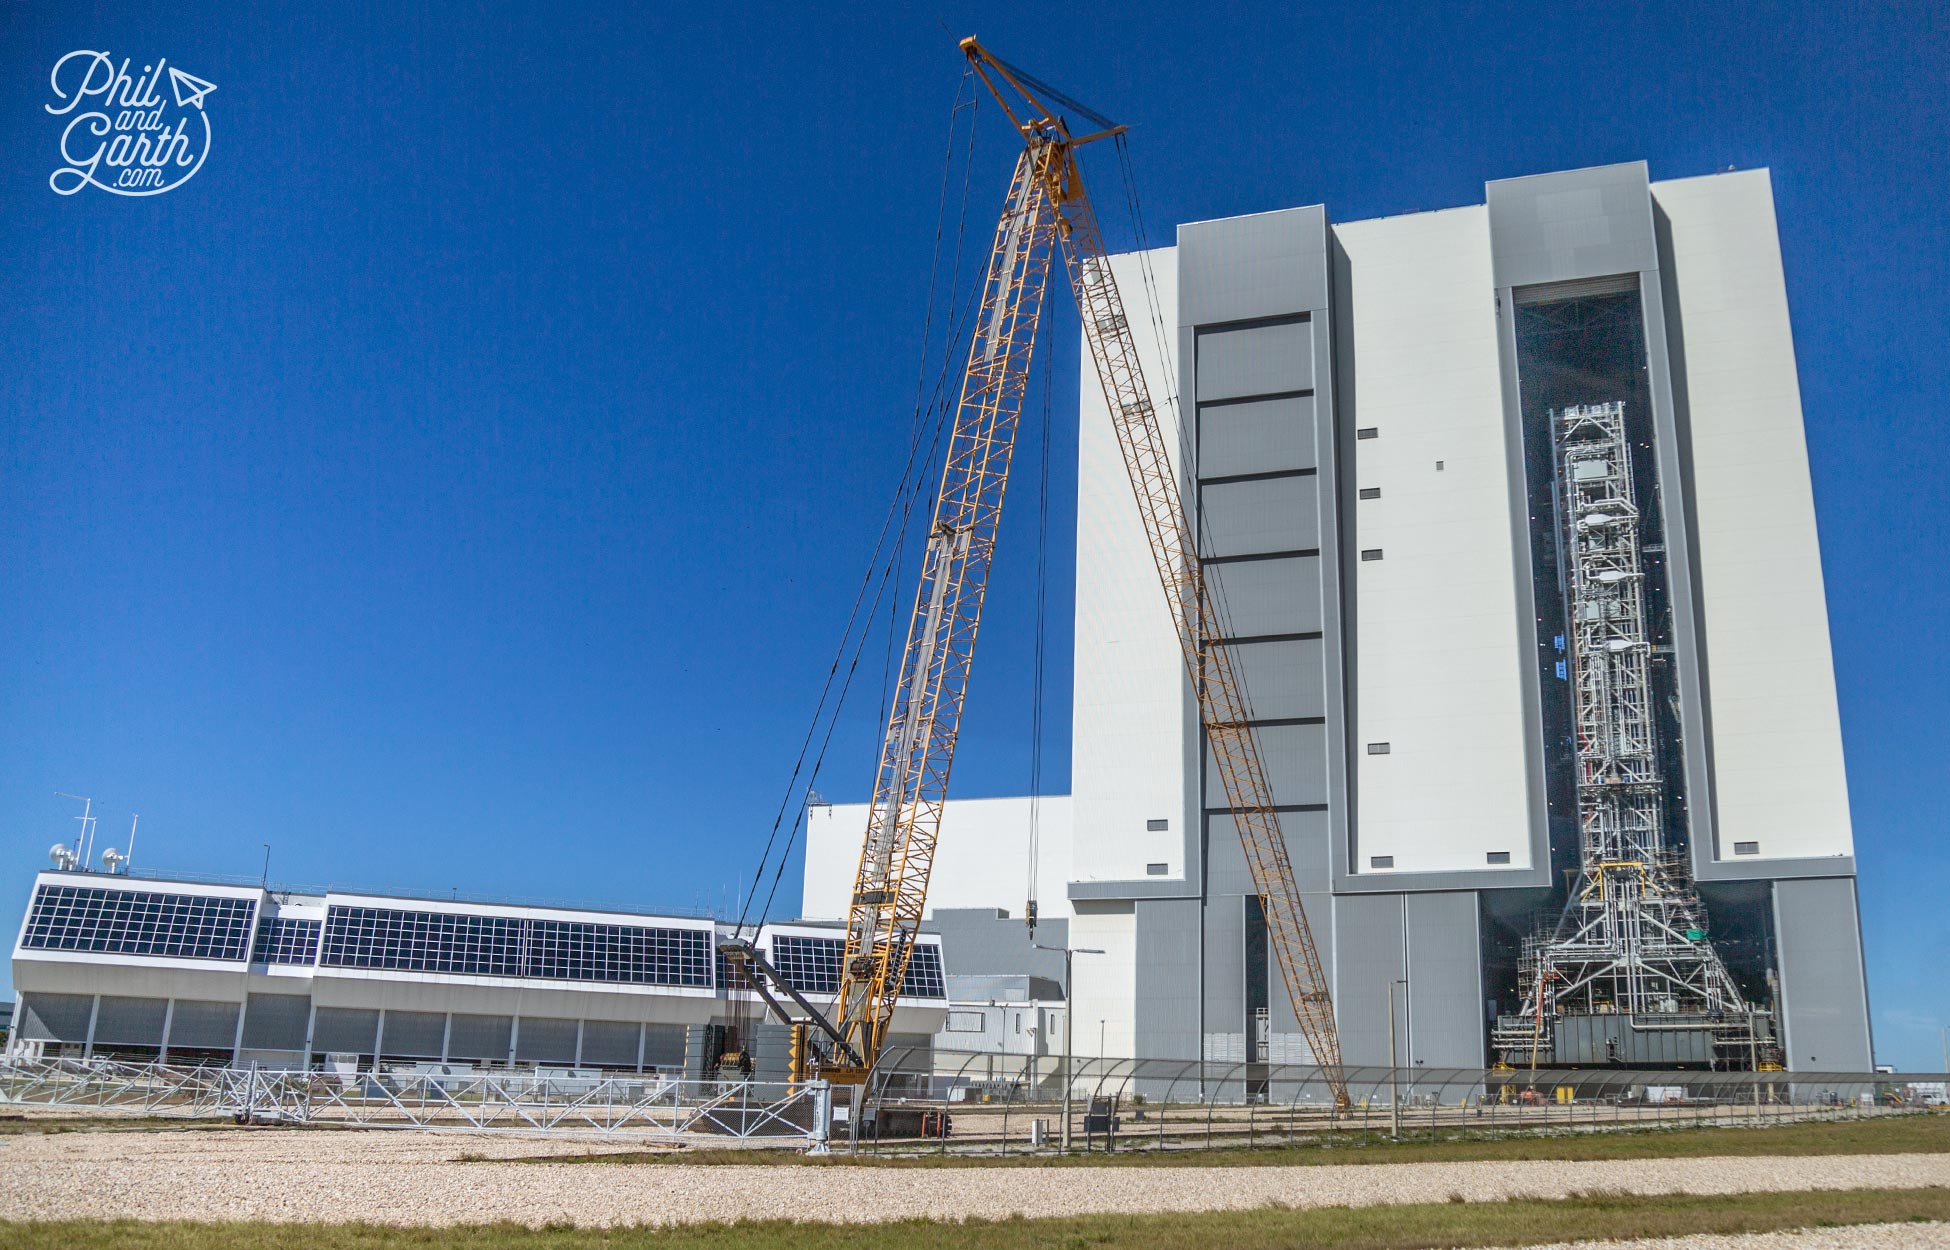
left=1, top=2, right=1944, bottom=1068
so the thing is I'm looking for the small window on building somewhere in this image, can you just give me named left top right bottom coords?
left=1366, top=742, right=1391, bottom=755
left=1146, top=818, right=1169, bottom=832
left=1357, top=427, right=1379, bottom=440
left=946, top=1010, right=985, bottom=1033
left=1361, top=548, right=1383, bottom=562
left=1734, top=841, right=1760, bottom=856
left=1146, top=862, right=1169, bottom=876
left=1014, top=1013, right=1023, bottom=1034
left=1358, top=487, right=1381, bottom=500
left=1486, top=851, right=1512, bottom=865
left=1369, top=855, right=1394, bottom=869
left=1435, top=460, right=1445, bottom=471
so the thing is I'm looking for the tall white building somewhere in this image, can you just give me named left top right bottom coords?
left=815, top=161, right=1868, bottom=1073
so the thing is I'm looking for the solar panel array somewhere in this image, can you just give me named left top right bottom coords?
left=319, top=905, right=712, bottom=988
left=21, top=885, right=257, bottom=962
left=766, top=934, right=946, bottom=999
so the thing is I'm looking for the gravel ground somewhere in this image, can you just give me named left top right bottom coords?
left=0, top=1129, right=1945, bottom=1227
left=1511, top=1225, right=1950, bottom=1249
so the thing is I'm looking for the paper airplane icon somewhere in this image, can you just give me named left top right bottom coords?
left=168, top=67, right=217, bottom=110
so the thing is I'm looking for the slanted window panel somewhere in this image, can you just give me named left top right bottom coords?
left=768, top=935, right=842, bottom=995
left=902, top=945, right=947, bottom=1000
left=317, top=906, right=710, bottom=988
left=251, top=916, right=321, bottom=965
left=21, top=885, right=256, bottom=961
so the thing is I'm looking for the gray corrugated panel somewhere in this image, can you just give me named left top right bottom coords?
left=1404, top=892, right=1485, bottom=1068
left=580, top=1020, right=640, bottom=1068
left=645, top=1023, right=686, bottom=1069
left=1208, top=723, right=1327, bottom=808
left=92, top=995, right=167, bottom=1045
left=1773, top=878, right=1874, bottom=1071
left=1332, top=893, right=1407, bottom=1067
left=1486, top=162, right=1655, bottom=289
left=1224, top=638, right=1327, bottom=721
left=445, top=1012, right=511, bottom=1061
left=1200, top=476, right=1320, bottom=558
left=1133, top=897, right=1201, bottom=1062
left=1204, top=811, right=1332, bottom=894
left=380, top=1009, right=445, bottom=1058
left=1199, top=395, right=1316, bottom=478
left=166, top=999, right=239, bottom=1050
left=515, top=1016, right=578, bottom=1064
left=1198, top=892, right=1246, bottom=1042
left=1205, top=555, right=1323, bottom=638
left=931, top=908, right=1067, bottom=982
left=751, top=1023, right=794, bottom=1080
left=18, top=992, right=92, bottom=1043
left=1196, top=320, right=1313, bottom=401
left=682, top=1023, right=711, bottom=1080
left=314, top=1007, right=378, bottom=1055
left=241, top=994, right=310, bottom=1051
left=1178, top=206, right=1329, bottom=326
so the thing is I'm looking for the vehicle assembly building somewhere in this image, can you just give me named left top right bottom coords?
left=806, top=160, right=1870, bottom=1075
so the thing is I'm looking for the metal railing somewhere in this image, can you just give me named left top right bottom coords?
left=0, top=1050, right=1935, bottom=1154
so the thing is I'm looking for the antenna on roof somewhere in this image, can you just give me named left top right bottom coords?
left=54, top=793, right=94, bottom=872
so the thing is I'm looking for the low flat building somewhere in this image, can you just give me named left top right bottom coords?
left=8, top=870, right=946, bottom=1071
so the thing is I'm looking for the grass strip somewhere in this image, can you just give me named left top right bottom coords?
left=524, top=1110, right=1950, bottom=1168
left=5, top=1185, right=1947, bottom=1249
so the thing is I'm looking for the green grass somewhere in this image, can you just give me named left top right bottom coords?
left=521, top=1109, right=1950, bottom=1168
left=7, top=1186, right=1947, bottom=1249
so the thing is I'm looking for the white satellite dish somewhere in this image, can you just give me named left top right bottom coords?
left=101, top=848, right=125, bottom=873
left=48, top=844, right=77, bottom=870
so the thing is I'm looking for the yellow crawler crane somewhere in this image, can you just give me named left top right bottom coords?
left=779, top=40, right=1346, bottom=1106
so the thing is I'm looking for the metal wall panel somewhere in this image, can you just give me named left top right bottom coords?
left=1135, top=897, right=1202, bottom=1061
left=931, top=908, right=1069, bottom=983
left=1205, top=555, right=1323, bottom=638
left=644, top=1023, right=687, bottom=1070
left=1404, top=892, right=1485, bottom=1068
left=1179, top=206, right=1330, bottom=326
left=1223, top=639, right=1327, bottom=721
left=580, top=1020, right=641, bottom=1068
left=312, top=1006, right=379, bottom=1055
left=241, top=994, right=310, bottom=1052
left=1208, top=723, right=1328, bottom=807
left=1772, top=878, right=1874, bottom=1070
left=167, top=1000, right=240, bottom=1050
left=1196, top=319, right=1313, bottom=401
left=92, top=995, right=167, bottom=1045
left=445, top=1012, right=511, bottom=1061
left=18, top=993, right=92, bottom=1043
left=1200, top=476, right=1320, bottom=558
left=514, top=1016, right=578, bottom=1064
left=1199, top=395, right=1316, bottom=478
left=1486, top=162, right=1657, bottom=289
left=1331, top=894, right=1407, bottom=1067
left=380, top=1009, right=446, bottom=1058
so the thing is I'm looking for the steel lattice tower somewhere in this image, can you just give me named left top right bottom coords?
left=1498, top=402, right=1766, bottom=1069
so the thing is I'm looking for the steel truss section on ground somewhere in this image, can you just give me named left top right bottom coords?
left=0, top=1050, right=1928, bottom=1155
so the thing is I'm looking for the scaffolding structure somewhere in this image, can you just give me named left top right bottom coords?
left=1496, top=403, right=1774, bottom=1070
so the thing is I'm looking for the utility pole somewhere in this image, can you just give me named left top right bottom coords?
left=1033, top=942, right=1101, bottom=1152
left=1389, top=978, right=1407, bottom=1140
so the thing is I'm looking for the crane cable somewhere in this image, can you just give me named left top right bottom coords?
left=1024, top=309, right=1052, bottom=932
left=732, top=73, right=983, bottom=942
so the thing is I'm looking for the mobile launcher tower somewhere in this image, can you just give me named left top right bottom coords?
left=1494, top=402, right=1779, bottom=1072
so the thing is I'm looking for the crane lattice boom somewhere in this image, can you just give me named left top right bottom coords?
left=819, top=41, right=1347, bottom=1106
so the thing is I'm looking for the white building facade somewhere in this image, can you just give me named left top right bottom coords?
left=815, top=162, right=1869, bottom=1074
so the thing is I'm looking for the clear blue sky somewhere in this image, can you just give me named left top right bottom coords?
left=1, top=2, right=1944, bottom=1068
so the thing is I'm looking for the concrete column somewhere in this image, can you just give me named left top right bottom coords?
left=159, top=999, right=178, bottom=1064
left=81, top=995, right=100, bottom=1060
